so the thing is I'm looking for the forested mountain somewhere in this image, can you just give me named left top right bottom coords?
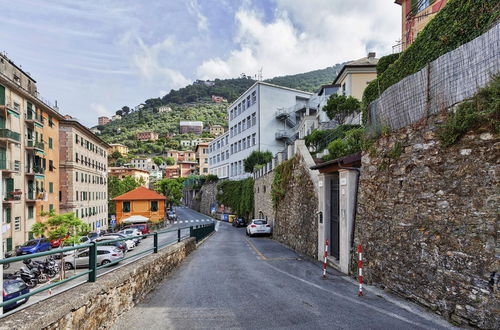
left=97, top=64, right=344, bottom=156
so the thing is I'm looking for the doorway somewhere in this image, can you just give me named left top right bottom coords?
left=330, top=174, right=340, bottom=258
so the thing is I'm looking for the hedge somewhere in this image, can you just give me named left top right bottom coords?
left=376, top=53, right=400, bottom=75
left=362, top=0, right=499, bottom=116
left=217, top=178, right=254, bottom=219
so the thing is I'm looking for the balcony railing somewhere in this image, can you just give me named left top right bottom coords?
left=0, top=160, right=21, bottom=172
left=26, top=165, right=45, bottom=175
left=26, top=139, right=45, bottom=150
left=25, top=111, right=44, bottom=126
left=3, top=189, right=22, bottom=201
left=0, top=128, right=21, bottom=142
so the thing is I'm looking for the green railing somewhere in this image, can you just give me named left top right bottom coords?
left=26, top=140, right=44, bottom=150
left=0, top=222, right=215, bottom=312
left=0, top=129, right=21, bottom=142
left=0, top=160, right=21, bottom=171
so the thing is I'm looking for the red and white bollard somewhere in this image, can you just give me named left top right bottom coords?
left=322, top=239, right=329, bottom=279
left=358, top=244, right=364, bottom=296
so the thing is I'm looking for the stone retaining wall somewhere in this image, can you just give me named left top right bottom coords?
left=254, top=171, right=275, bottom=224
left=0, top=238, right=196, bottom=330
left=352, top=112, right=498, bottom=329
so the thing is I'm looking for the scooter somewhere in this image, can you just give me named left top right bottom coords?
left=2, top=251, right=13, bottom=269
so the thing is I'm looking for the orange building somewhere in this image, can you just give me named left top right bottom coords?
left=113, top=186, right=166, bottom=224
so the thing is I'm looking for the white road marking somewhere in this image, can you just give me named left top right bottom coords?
left=196, top=220, right=199, bottom=222
left=174, top=221, right=177, bottom=224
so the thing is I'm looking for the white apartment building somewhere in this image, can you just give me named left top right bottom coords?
left=216, top=82, right=311, bottom=180
left=130, top=157, right=156, bottom=172
left=208, top=132, right=229, bottom=179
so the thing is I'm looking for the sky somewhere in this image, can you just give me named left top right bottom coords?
left=0, top=0, right=401, bottom=127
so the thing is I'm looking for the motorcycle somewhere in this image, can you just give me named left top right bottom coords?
left=4, top=269, right=38, bottom=289
left=2, top=251, right=13, bottom=269
left=23, top=259, right=48, bottom=284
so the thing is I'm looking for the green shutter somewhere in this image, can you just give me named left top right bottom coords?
left=0, top=147, right=6, bottom=169
left=6, top=208, right=11, bottom=223
left=0, top=116, right=5, bottom=129
left=6, top=238, right=12, bottom=252
left=49, top=182, right=54, bottom=193
left=28, top=232, right=34, bottom=240
left=6, top=178, right=14, bottom=194
left=28, top=206, right=34, bottom=219
left=0, top=85, right=5, bottom=105
left=49, top=137, right=53, bottom=149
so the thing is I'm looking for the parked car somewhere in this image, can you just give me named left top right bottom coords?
left=232, top=218, right=246, bottom=227
left=124, top=224, right=150, bottom=235
left=102, top=234, right=135, bottom=250
left=50, top=235, right=70, bottom=248
left=94, top=236, right=128, bottom=252
left=246, top=219, right=272, bottom=237
left=16, top=238, right=51, bottom=256
left=2, top=279, right=30, bottom=311
left=63, top=246, right=124, bottom=270
left=118, top=229, right=142, bottom=244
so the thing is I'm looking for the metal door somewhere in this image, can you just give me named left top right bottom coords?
left=330, top=174, right=340, bottom=258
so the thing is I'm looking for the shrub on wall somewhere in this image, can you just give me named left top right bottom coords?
left=376, top=53, right=400, bottom=75
left=304, top=124, right=361, bottom=152
left=323, top=94, right=361, bottom=124
left=217, top=178, right=254, bottom=219
left=271, top=156, right=297, bottom=208
left=362, top=0, right=499, bottom=117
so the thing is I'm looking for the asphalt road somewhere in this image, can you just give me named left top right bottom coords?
left=112, top=209, right=455, bottom=330
left=1, top=207, right=214, bottom=317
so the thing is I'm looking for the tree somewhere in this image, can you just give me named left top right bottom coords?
left=31, top=213, right=90, bottom=245
left=121, top=106, right=130, bottom=115
left=152, top=156, right=166, bottom=166
left=165, top=156, right=175, bottom=165
left=116, top=110, right=123, bottom=116
left=323, top=94, right=361, bottom=124
left=156, top=178, right=185, bottom=207
left=108, top=176, right=145, bottom=214
left=243, top=150, right=273, bottom=173
left=110, top=151, right=122, bottom=159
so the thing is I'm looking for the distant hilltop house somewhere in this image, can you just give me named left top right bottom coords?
left=90, top=127, right=100, bottom=135
left=136, top=131, right=159, bottom=142
left=211, top=95, right=227, bottom=103
left=157, top=105, right=172, bottom=113
left=111, top=114, right=121, bottom=121
left=108, top=143, right=129, bottom=155
left=193, top=79, right=215, bottom=87
left=98, top=116, right=110, bottom=126
left=179, top=121, right=203, bottom=135
left=108, top=167, right=150, bottom=187
left=180, top=137, right=213, bottom=148
left=164, top=150, right=198, bottom=179
left=209, top=124, right=225, bottom=136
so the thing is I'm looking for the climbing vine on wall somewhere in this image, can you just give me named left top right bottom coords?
left=217, top=178, right=254, bottom=219
left=271, top=156, right=298, bottom=208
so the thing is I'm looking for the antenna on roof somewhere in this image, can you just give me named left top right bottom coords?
left=257, top=67, right=263, bottom=81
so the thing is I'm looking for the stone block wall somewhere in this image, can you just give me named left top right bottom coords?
left=274, top=156, right=318, bottom=259
left=352, top=112, right=498, bottom=329
left=0, top=238, right=196, bottom=330
left=254, top=171, right=275, bottom=224
left=198, top=181, right=219, bottom=216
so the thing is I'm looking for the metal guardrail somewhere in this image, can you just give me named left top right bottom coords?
left=0, top=223, right=215, bottom=311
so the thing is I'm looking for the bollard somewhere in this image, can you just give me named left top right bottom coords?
left=358, top=245, right=364, bottom=296
left=177, top=228, right=181, bottom=242
left=322, top=239, right=329, bottom=279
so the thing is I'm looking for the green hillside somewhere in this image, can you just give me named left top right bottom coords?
left=97, top=64, right=344, bottom=156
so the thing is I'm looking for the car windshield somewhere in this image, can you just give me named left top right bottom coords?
left=4, top=281, right=27, bottom=295
left=22, top=240, right=38, bottom=247
left=253, top=220, right=267, bottom=225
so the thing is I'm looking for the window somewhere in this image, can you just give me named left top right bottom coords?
left=123, top=201, right=131, bottom=212
left=75, top=134, right=79, bottom=144
left=247, top=95, right=251, bottom=108
left=49, top=182, right=54, bottom=193
left=48, top=137, right=53, bottom=149
left=252, top=133, right=256, bottom=146
left=76, top=190, right=79, bottom=201
left=28, top=206, right=34, bottom=219
left=151, top=201, right=158, bottom=212
left=75, top=152, right=79, bottom=163
left=49, top=160, right=54, bottom=171
left=14, top=217, right=21, bottom=231
left=49, top=204, right=54, bottom=211
left=252, top=113, right=256, bottom=126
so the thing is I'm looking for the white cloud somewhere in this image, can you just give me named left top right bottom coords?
left=197, top=0, right=400, bottom=80
left=91, top=103, right=112, bottom=117
left=187, top=0, right=208, bottom=31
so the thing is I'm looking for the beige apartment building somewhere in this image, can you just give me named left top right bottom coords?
left=108, top=167, right=150, bottom=187
left=195, top=142, right=209, bottom=174
left=59, top=118, right=109, bottom=231
left=108, top=143, right=128, bottom=155
left=136, top=131, right=158, bottom=142
left=209, top=125, right=225, bottom=136
left=0, top=53, right=65, bottom=252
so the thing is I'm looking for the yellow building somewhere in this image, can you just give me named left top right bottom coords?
left=0, top=53, right=64, bottom=252
left=108, top=167, right=150, bottom=187
left=333, top=53, right=379, bottom=101
left=395, top=0, right=448, bottom=50
left=108, top=143, right=129, bottom=156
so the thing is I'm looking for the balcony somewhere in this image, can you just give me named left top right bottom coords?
left=25, top=111, right=44, bottom=127
left=0, top=128, right=21, bottom=143
left=26, top=189, right=45, bottom=202
left=25, top=164, right=45, bottom=176
left=0, top=160, right=21, bottom=173
left=0, top=102, right=21, bottom=116
left=3, top=189, right=22, bottom=202
left=26, top=139, right=45, bottom=151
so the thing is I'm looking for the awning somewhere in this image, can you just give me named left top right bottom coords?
left=7, top=109, right=20, bottom=118
left=121, top=215, right=149, bottom=224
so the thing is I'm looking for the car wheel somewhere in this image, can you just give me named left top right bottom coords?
left=64, top=262, right=73, bottom=271
left=101, top=260, right=111, bottom=266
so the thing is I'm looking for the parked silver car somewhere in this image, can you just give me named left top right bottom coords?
left=118, top=229, right=142, bottom=244
left=63, top=246, right=124, bottom=270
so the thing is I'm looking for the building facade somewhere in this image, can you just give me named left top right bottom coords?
left=59, top=118, right=109, bottom=232
left=207, top=132, right=229, bottom=179
left=179, top=121, right=203, bottom=135
left=136, top=131, right=159, bottom=142
left=209, top=124, right=225, bottom=136
left=113, top=186, right=166, bottom=224
left=111, top=114, right=121, bottom=121
left=195, top=142, right=209, bottom=175
left=221, top=82, right=311, bottom=180
left=157, top=105, right=172, bottom=113
left=108, top=167, right=150, bottom=187
left=98, top=116, right=110, bottom=126
left=0, top=53, right=66, bottom=252
left=108, top=143, right=128, bottom=155
left=395, top=0, right=448, bottom=50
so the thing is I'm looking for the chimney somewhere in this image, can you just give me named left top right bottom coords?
left=368, top=52, right=376, bottom=58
